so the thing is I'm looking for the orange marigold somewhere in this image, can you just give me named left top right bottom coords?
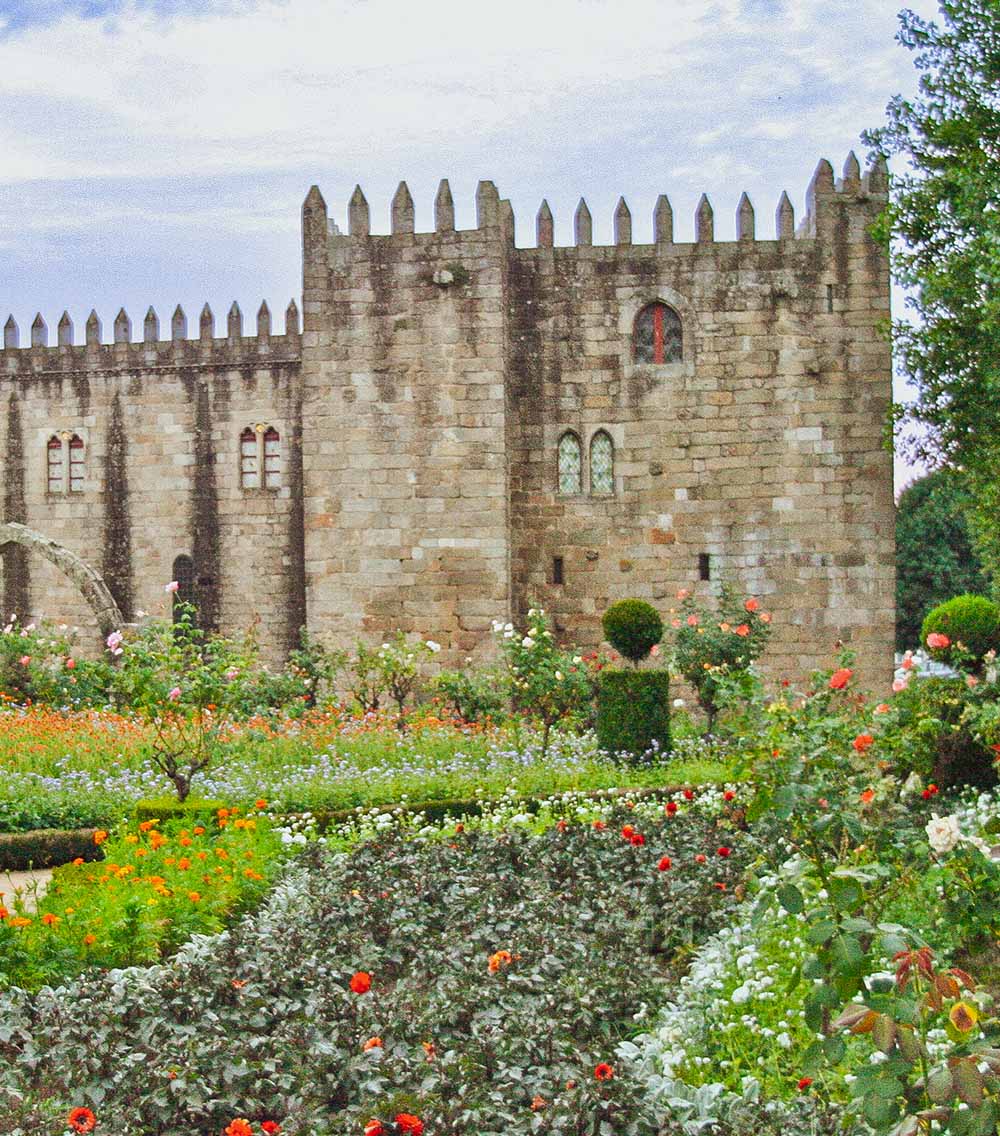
left=224, top=1121, right=254, bottom=1136
left=67, top=1107, right=97, bottom=1133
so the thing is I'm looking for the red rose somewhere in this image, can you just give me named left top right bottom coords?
left=683, top=789, right=695, bottom=801
left=621, top=825, right=635, bottom=840
left=716, top=846, right=731, bottom=858
left=630, top=833, right=645, bottom=846
left=261, top=1124, right=281, bottom=1135
left=395, top=1115, right=424, bottom=1136
left=797, top=1077, right=813, bottom=1091
left=852, top=734, right=874, bottom=753
left=829, top=668, right=853, bottom=690
left=594, top=1063, right=615, bottom=1081
left=665, top=801, right=678, bottom=815
left=349, top=971, right=372, bottom=994
left=723, top=790, right=735, bottom=801
left=658, top=856, right=672, bottom=871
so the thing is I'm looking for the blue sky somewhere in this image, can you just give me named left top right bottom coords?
left=0, top=0, right=939, bottom=489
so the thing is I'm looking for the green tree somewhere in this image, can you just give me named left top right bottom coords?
left=895, top=469, right=990, bottom=649
left=864, top=0, right=1000, bottom=579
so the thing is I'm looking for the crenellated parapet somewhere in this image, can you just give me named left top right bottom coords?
left=0, top=299, right=302, bottom=376
left=308, top=153, right=886, bottom=260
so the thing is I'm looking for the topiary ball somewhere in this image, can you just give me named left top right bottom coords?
left=921, top=594, right=1000, bottom=668
left=602, top=599, right=664, bottom=664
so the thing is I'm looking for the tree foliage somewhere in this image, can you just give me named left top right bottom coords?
left=895, top=469, right=990, bottom=649
left=864, top=1, right=1000, bottom=573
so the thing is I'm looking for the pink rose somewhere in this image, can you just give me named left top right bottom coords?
left=926, top=632, right=950, bottom=649
left=686, top=614, right=699, bottom=627
left=168, top=686, right=182, bottom=701
left=892, top=677, right=908, bottom=693
left=165, top=581, right=180, bottom=594
left=65, top=658, right=75, bottom=670
left=18, top=655, right=30, bottom=667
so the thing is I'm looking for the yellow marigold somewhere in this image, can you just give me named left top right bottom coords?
left=124, top=834, right=139, bottom=845
left=83, top=933, right=96, bottom=947
left=187, top=891, right=201, bottom=903
left=9, top=917, right=31, bottom=928
left=139, top=819, right=159, bottom=832
left=93, top=830, right=108, bottom=846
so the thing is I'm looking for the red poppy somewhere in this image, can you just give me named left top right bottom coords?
left=716, top=846, right=731, bottom=858
left=658, top=856, right=672, bottom=871
left=67, top=1109, right=97, bottom=1134
left=797, top=1078, right=813, bottom=1091
left=349, top=971, right=372, bottom=994
left=395, top=1115, right=424, bottom=1136
left=594, top=1063, right=615, bottom=1081
left=261, top=1124, right=281, bottom=1135
left=829, top=668, right=853, bottom=690
left=630, top=833, right=645, bottom=847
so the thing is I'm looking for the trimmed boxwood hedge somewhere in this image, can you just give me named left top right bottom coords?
left=0, top=828, right=102, bottom=872
left=596, top=669, right=671, bottom=760
left=922, top=593, right=1000, bottom=668
left=134, top=798, right=229, bottom=825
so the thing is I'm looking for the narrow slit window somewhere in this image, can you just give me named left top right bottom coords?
left=589, top=431, right=614, bottom=496
left=47, top=436, right=64, bottom=493
left=698, top=553, right=711, bottom=581
left=553, top=556, right=564, bottom=586
left=826, top=284, right=834, bottom=313
left=68, top=435, right=85, bottom=492
left=557, top=432, right=582, bottom=494
left=634, top=302, right=682, bottom=364
left=263, top=427, right=281, bottom=489
left=240, top=427, right=259, bottom=489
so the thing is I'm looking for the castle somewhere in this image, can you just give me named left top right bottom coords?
left=0, top=155, right=896, bottom=684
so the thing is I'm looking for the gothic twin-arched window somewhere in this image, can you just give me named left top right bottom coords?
left=557, top=430, right=614, bottom=496
left=46, top=433, right=85, bottom=494
left=634, top=302, right=682, bottom=365
left=240, top=425, right=281, bottom=489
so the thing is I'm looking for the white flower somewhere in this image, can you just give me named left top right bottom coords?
left=554, top=671, right=563, bottom=681
left=901, top=771, right=923, bottom=798
left=522, top=636, right=535, bottom=649
left=164, top=580, right=179, bottom=594
left=672, top=698, right=685, bottom=708
left=425, top=640, right=441, bottom=653
left=926, top=814, right=962, bottom=855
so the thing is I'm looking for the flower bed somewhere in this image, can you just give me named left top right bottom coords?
left=0, top=800, right=753, bottom=1135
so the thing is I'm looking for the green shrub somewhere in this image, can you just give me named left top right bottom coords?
left=0, top=828, right=102, bottom=872
left=134, top=798, right=229, bottom=825
left=601, top=599, right=664, bottom=664
left=595, top=670, right=671, bottom=760
left=432, top=667, right=508, bottom=723
left=922, top=593, right=1000, bottom=668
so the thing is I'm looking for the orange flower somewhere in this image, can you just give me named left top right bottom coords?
left=363, top=1036, right=383, bottom=1051
left=255, top=798, right=267, bottom=810
left=488, top=949, right=513, bottom=973
left=853, top=733, right=875, bottom=753
left=594, top=1062, right=615, bottom=1081
left=177, top=858, right=191, bottom=871
left=829, top=668, right=853, bottom=690
left=860, top=788, right=875, bottom=804
left=349, top=971, right=372, bottom=994
left=72, top=857, right=84, bottom=866
left=139, top=819, right=158, bottom=832
left=41, top=912, right=60, bottom=926
left=67, top=1107, right=96, bottom=1132
left=422, top=1040, right=436, bottom=1058
left=179, top=837, right=192, bottom=847
left=9, top=917, right=30, bottom=928
left=93, top=830, right=108, bottom=846
left=187, top=891, right=201, bottom=903
left=744, top=598, right=760, bottom=612
left=193, top=826, right=205, bottom=835
left=83, top=933, right=96, bottom=946
left=395, top=1115, right=423, bottom=1136
left=734, top=624, right=750, bottom=637
left=224, top=1121, right=254, bottom=1136
left=531, top=1095, right=547, bottom=1111
left=0, top=906, right=8, bottom=919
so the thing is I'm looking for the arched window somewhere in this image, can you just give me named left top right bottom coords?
left=68, top=435, right=85, bottom=492
left=557, top=432, right=582, bottom=494
left=263, top=427, right=281, bottom=489
left=634, top=302, right=682, bottom=364
left=590, top=431, right=614, bottom=496
left=240, top=427, right=259, bottom=489
left=171, top=554, right=196, bottom=624
left=47, top=436, right=64, bottom=493
left=240, top=424, right=281, bottom=490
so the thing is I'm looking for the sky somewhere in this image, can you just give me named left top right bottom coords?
left=0, top=0, right=941, bottom=491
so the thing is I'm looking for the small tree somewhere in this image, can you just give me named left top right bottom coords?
left=601, top=599, right=664, bottom=666
left=671, top=586, right=771, bottom=733
left=495, top=609, right=591, bottom=759
left=108, top=600, right=260, bottom=802
left=374, top=632, right=440, bottom=728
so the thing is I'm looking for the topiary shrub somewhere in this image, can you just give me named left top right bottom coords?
left=601, top=599, right=664, bottom=665
left=134, top=798, right=228, bottom=825
left=596, top=670, right=671, bottom=762
left=921, top=594, right=1000, bottom=670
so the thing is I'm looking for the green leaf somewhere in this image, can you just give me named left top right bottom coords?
left=925, top=1068, right=954, bottom=1105
left=776, top=884, right=804, bottom=914
left=831, top=933, right=866, bottom=977
left=864, top=1092, right=900, bottom=1127
left=829, top=877, right=863, bottom=912
left=823, top=1035, right=847, bottom=1064
left=806, top=920, right=837, bottom=946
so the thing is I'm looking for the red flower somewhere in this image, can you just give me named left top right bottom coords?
left=592, top=820, right=606, bottom=831
left=594, top=1063, right=615, bottom=1081
left=723, top=790, right=735, bottom=802
left=926, top=632, right=950, bottom=649
left=734, top=624, right=750, bottom=637
left=630, top=833, right=646, bottom=846
left=349, top=971, right=372, bottom=994
left=927, top=783, right=938, bottom=795
left=395, top=1115, right=424, bottom=1136
left=829, top=668, right=853, bottom=690
left=714, top=882, right=727, bottom=890
left=716, top=846, right=731, bottom=858
left=261, top=1124, right=281, bottom=1135
left=683, top=789, right=695, bottom=801
left=658, top=856, right=672, bottom=871
left=224, top=1122, right=254, bottom=1136
left=364, top=1123, right=386, bottom=1136
left=797, top=1077, right=813, bottom=1091
left=922, top=788, right=932, bottom=800
left=556, top=819, right=568, bottom=832
left=695, top=853, right=707, bottom=864
left=620, top=825, right=635, bottom=840
left=665, top=801, right=678, bottom=815
left=745, top=598, right=760, bottom=613
left=67, top=1109, right=97, bottom=1134
left=852, top=734, right=874, bottom=753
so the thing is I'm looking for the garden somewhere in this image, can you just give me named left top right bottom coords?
left=1, top=588, right=1000, bottom=1135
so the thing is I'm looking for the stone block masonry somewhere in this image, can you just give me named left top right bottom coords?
left=0, top=155, right=895, bottom=685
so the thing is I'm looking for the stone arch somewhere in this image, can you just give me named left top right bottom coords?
left=0, top=522, right=124, bottom=638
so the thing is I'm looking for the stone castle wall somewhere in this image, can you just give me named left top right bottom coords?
left=0, top=155, right=895, bottom=685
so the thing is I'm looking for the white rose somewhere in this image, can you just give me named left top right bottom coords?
left=555, top=671, right=563, bottom=680
left=672, top=698, right=685, bottom=708
left=926, top=814, right=961, bottom=855
left=425, top=640, right=441, bottom=652
left=522, top=636, right=535, bottom=649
